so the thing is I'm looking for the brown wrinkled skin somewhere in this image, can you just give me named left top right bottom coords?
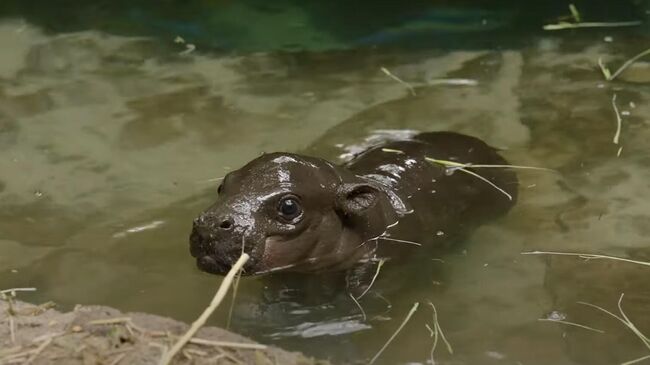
left=189, top=131, right=518, bottom=277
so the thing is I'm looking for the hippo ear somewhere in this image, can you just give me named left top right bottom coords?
left=335, top=183, right=380, bottom=217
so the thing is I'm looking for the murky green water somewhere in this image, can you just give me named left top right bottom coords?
left=1, top=2, right=650, bottom=364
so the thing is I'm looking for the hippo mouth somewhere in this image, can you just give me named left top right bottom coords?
left=189, top=228, right=260, bottom=275
left=192, top=248, right=259, bottom=275
left=195, top=255, right=232, bottom=275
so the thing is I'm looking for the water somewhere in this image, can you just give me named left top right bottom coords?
left=1, top=2, right=650, bottom=364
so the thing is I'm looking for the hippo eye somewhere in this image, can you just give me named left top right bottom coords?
left=277, top=196, right=302, bottom=221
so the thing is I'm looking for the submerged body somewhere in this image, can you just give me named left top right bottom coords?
left=190, top=131, right=518, bottom=280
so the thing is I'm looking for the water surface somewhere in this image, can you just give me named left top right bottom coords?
left=1, top=4, right=649, bottom=364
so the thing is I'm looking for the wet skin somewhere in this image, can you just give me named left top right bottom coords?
left=190, top=131, right=518, bottom=283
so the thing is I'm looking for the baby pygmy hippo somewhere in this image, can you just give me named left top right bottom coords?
left=189, top=131, right=518, bottom=281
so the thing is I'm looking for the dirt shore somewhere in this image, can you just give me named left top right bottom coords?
left=0, top=299, right=330, bottom=365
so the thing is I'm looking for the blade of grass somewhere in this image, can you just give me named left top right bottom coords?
left=159, top=254, right=250, bottom=365
left=543, top=21, right=641, bottom=31
left=537, top=318, right=605, bottom=333
left=605, top=48, right=650, bottom=81
left=369, top=302, right=419, bottom=364
left=521, top=251, right=650, bottom=267
left=381, top=67, right=416, bottom=96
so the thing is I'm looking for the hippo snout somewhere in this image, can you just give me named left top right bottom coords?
left=189, top=212, right=251, bottom=274
left=193, top=213, right=235, bottom=233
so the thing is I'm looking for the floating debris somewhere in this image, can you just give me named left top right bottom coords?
left=425, top=302, right=453, bottom=365
left=521, top=251, right=650, bottom=267
left=544, top=20, right=641, bottom=31
left=544, top=4, right=641, bottom=31
left=369, top=302, right=419, bottom=364
left=599, top=48, right=650, bottom=81
left=612, top=93, right=623, bottom=145
left=579, top=294, right=649, bottom=364
left=427, top=78, right=478, bottom=86
left=537, top=318, right=605, bottom=333
left=113, top=220, right=166, bottom=238
left=380, top=67, right=416, bottom=96
left=158, top=254, right=250, bottom=365
left=174, top=35, right=196, bottom=55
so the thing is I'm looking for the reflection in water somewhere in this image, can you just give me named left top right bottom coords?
left=0, top=0, right=644, bottom=51
left=0, top=15, right=649, bottom=365
left=269, top=316, right=372, bottom=339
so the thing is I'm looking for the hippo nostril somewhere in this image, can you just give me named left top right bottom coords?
left=219, top=218, right=233, bottom=230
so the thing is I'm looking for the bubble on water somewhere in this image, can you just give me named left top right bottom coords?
left=545, top=310, right=567, bottom=321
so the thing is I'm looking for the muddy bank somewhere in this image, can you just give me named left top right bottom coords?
left=0, top=299, right=330, bottom=365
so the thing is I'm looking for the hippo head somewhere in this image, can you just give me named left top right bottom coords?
left=190, top=152, right=397, bottom=276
